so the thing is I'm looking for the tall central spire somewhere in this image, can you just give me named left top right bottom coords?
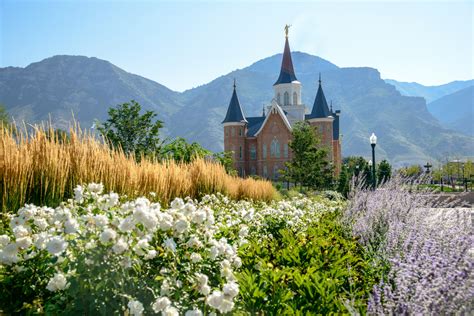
left=274, top=26, right=298, bottom=86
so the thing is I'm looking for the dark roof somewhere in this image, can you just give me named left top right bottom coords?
left=274, top=37, right=298, bottom=85
left=222, top=85, right=247, bottom=124
left=246, top=116, right=265, bottom=137
left=308, top=79, right=331, bottom=119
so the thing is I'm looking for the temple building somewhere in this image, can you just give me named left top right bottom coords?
left=222, top=28, right=341, bottom=179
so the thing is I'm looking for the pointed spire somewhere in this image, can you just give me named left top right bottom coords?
left=330, top=100, right=333, bottom=113
left=222, top=80, right=247, bottom=124
left=262, top=105, right=266, bottom=117
left=309, top=77, right=331, bottom=119
left=274, top=28, right=298, bottom=85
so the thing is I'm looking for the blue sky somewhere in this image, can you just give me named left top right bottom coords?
left=1, top=0, right=472, bottom=91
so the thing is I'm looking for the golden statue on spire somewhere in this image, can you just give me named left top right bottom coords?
left=284, top=24, right=291, bottom=38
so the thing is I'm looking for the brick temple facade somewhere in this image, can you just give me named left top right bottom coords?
left=222, top=30, right=341, bottom=179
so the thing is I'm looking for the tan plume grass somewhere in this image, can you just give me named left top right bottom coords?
left=0, top=124, right=276, bottom=213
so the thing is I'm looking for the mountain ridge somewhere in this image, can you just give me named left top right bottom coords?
left=1, top=54, right=472, bottom=167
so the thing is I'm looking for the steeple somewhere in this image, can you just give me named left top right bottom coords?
left=274, top=25, right=298, bottom=85
left=222, top=79, right=247, bottom=124
left=308, top=74, right=331, bottom=119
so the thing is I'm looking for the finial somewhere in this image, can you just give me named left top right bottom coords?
left=330, top=100, right=333, bottom=112
left=319, top=72, right=321, bottom=84
left=262, top=105, right=266, bottom=117
left=233, top=78, right=236, bottom=89
left=284, top=24, right=291, bottom=38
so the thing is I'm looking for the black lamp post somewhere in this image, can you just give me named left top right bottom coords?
left=370, top=133, right=377, bottom=190
left=424, top=162, right=432, bottom=173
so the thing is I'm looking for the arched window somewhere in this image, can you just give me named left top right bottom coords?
left=262, top=143, right=267, bottom=159
left=250, top=166, right=256, bottom=175
left=277, top=93, right=281, bottom=104
left=271, top=139, right=280, bottom=158
left=263, top=165, right=268, bottom=178
left=293, top=92, right=298, bottom=105
left=284, top=92, right=289, bottom=105
left=231, top=127, right=235, bottom=136
left=284, top=143, right=289, bottom=158
left=239, top=146, right=242, bottom=159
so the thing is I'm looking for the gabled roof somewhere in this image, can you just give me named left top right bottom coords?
left=308, top=75, right=331, bottom=119
left=274, top=37, right=298, bottom=85
left=222, top=82, right=247, bottom=124
left=246, top=116, right=265, bottom=137
left=254, top=101, right=292, bottom=136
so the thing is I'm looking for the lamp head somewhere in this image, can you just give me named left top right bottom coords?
left=370, top=133, right=377, bottom=145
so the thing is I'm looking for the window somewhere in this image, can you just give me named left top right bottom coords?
left=250, top=166, right=256, bottom=175
left=293, top=92, right=297, bottom=105
left=277, top=93, right=281, bottom=104
left=231, top=127, right=235, bottom=137
left=250, top=144, right=256, bottom=160
left=284, top=143, right=288, bottom=158
left=273, top=165, right=279, bottom=180
left=225, top=128, right=229, bottom=137
left=284, top=92, right=289, bottom=105
left=239, top=146, right=242, bottom=159
left=271, top=138, right=280, bottom=158
left=239, top=167, right=244, bottom=177
left=239, top=128, right=242, bottom=136
left=262, top=143, right=267, bottom=159
left=263, top=165, right=268, bottom=178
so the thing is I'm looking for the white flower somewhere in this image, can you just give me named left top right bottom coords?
left=106, top=192, right=119, bottom=206
left=210, top=246, right=219, bottom=260
left=13, top=225, right=29, bottom=238
left=128, top=300, right=144, bottom=316
left=46, top=236, right=68, bottom=256
left=94, top=214, right=109, bottom=227
left=151, top=296, right=171, bottom=312
left=190, top=253, right=202, bottom=263
left=85, top=240, right=97, bottom=250
left=206, top=291, right=224, bottom=309
left=186, top=236, right=203, bottom=248
left=112, top=238, right=129, bottom=254
left=185, top=309, right=203, bottom=316
left=158, top=213, right=174, bottom=231
left=34, top=218, right=49, bottom=230
left=0, top=235, right=10, bottom=248
left=64, top=218, right=79, bottom=234
left=16, top=236, right=32, bottom=249
left=239, top=226, right=249, bottom=238
left=99, top=228, right=117, bottom=244
left=74, top=185, right=84, bottom=202
left=145, top=250, right=157, bottom=260
left=133, top=239, right=149, bottom=256
left=223, top=282, right=239, bottom=298
left=163, top=238, right=177, bottom=253
left=174, top=219, right=190, bottom=234
left=87, top=182, right=104, bottom=194
left=119, top=216, right=135, bottom=232
left=217, top=298, right=234, bottom=313
left=0, top=243, right=20, bottom=265
left=191, top=210, right=207, bottom=224
left=170, top=198, right=184, bottom=210
left=163, top=306, right=179, bottom=316
left=160, top=279, right=172, bottom=295
left=46, top=273, right=68, bottom=292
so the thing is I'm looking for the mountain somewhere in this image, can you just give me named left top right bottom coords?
left=1, top=54, right=473, bottom=167
left=384, top=79, right=474, bottom=103
left=427, top=86, right=474, bottom=137
left=0, top=55, right=184, bottom=135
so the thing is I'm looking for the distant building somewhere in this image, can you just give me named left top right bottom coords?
left=222, top=29, right=341, bottom=179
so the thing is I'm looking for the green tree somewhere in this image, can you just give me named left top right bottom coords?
left=282, top=122, right=333, bottom=190
left=213, top=151, right=236, bottom=176
left=377, top=159, right=392, bottom=184
left=0, top=104, right=10, bottom=126
left=400, top=164, right=422, bottom=177
left=337, top=165, right=350, bottom=197
left=97, top=100, right=163, bottom=160
left=161, top=137, right=211, bottom=163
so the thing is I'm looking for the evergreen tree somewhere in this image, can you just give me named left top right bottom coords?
left=282, top=122, right=333, bottom=190
left=97, top=100, right=163, bottom=160
left=337, top=165, right=350, bottom=197
left=377, top=159, right=392, bottom=184
left=161, top=137, right=211, bottom=163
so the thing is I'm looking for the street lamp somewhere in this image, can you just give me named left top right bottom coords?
left=370, top=133, right=377, bottom=190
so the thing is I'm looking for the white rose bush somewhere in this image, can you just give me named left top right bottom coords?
left=0, top=183, right=347, bottom=314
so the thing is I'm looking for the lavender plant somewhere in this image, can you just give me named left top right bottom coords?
left=344, top=176, right=473, bottom=314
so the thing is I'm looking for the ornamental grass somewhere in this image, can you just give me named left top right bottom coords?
left=0, top=124, right=276, bottom=214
